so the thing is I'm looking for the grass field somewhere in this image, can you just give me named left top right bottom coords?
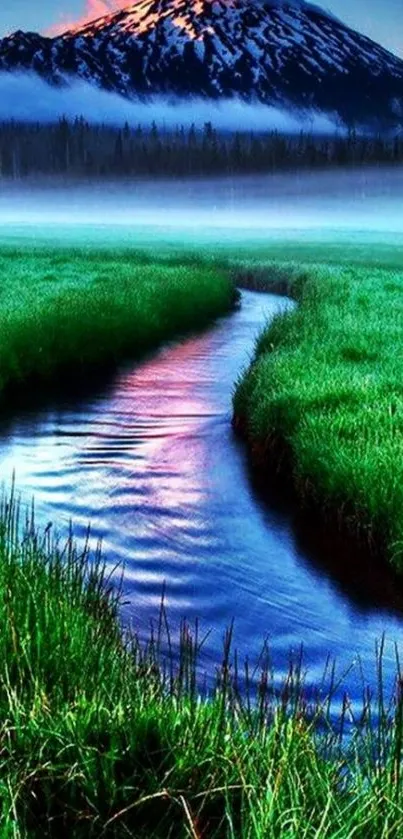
left=1, top=229, right=403, bottom=835
left=0, top=243, right=235, bottom=401
left=233, top=251, right=403, bottom=572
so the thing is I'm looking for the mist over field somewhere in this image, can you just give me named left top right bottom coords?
left=0, top=167, right=402, bottom=239
left=0, top=72, right=343, bottom=133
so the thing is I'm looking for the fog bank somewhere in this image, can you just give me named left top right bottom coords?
left=0, top=167, right=401, bottom=238
left=0, top=72, right=343, bottom=133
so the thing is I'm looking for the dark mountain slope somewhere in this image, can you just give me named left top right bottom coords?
left=1, top=0, right=402, bottom=128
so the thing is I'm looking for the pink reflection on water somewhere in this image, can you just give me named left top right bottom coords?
left=72, top=328, right=227, bottom=554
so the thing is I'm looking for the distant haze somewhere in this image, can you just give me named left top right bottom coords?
left=0, top=72, right=344, bottom=132
left=0, top=168, right=402, bottom=238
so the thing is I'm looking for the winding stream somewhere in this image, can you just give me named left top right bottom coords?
left=1, top=290, right=403, bottom=701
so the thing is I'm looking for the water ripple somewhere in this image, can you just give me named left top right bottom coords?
left=0, top=290, right=402, bottom=700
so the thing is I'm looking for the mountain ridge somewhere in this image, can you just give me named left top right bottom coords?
left=1, top=0, right=403, bottom=129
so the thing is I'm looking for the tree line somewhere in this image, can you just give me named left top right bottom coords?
left=0, top=118, right=402, bottom=178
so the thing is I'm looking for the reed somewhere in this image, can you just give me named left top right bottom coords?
left=0, top=493, right=400, bottom=837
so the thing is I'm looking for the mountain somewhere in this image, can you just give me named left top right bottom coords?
left=0, top=0, right=403, bottom=129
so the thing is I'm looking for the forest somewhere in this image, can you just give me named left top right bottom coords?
left=1, top=118, right=402, bottom=178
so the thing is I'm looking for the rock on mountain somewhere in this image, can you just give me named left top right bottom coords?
left=1, top=0, right=403, bottom=129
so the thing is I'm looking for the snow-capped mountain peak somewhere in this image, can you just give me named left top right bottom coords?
left=0, top=0, right=402, bottom=129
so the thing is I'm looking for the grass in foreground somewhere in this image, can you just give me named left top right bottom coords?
left=233, top=258, right=403, bottom=571
left=0, top=494, right=403, bottom=838
left=0, top=244, right=235, bottom=401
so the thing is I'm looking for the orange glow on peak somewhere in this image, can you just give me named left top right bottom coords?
left=46, top=0, right=217, bottom=42
left=46, top=1, right=130, bottom=35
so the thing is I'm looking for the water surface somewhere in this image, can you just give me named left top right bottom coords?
left=1, top=290, right=402, bottom=701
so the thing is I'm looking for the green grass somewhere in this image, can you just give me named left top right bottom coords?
left=0, top=494, right=402, bottom=838
left=2, top=231, right=403, bottom=834
left=0, top=244, right=236, bottom=400
left=233, top=256, right=403, bottom=571
left=2, top=222, right=403, bottom=262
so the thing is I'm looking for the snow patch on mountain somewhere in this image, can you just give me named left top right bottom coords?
left=249, top=0, right=339, bottom=20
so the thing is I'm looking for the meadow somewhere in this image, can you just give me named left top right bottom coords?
left=1, top=228, right=403, bottom=835
left=233, top=255, right=403, bottom=571
left=0, top=244, right=235, bottom=400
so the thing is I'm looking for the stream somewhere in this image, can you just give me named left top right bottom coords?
left=1, top=289, right=402, bottom=702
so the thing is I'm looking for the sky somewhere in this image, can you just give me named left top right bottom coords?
left=0, top=0, right=402, bottom=59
